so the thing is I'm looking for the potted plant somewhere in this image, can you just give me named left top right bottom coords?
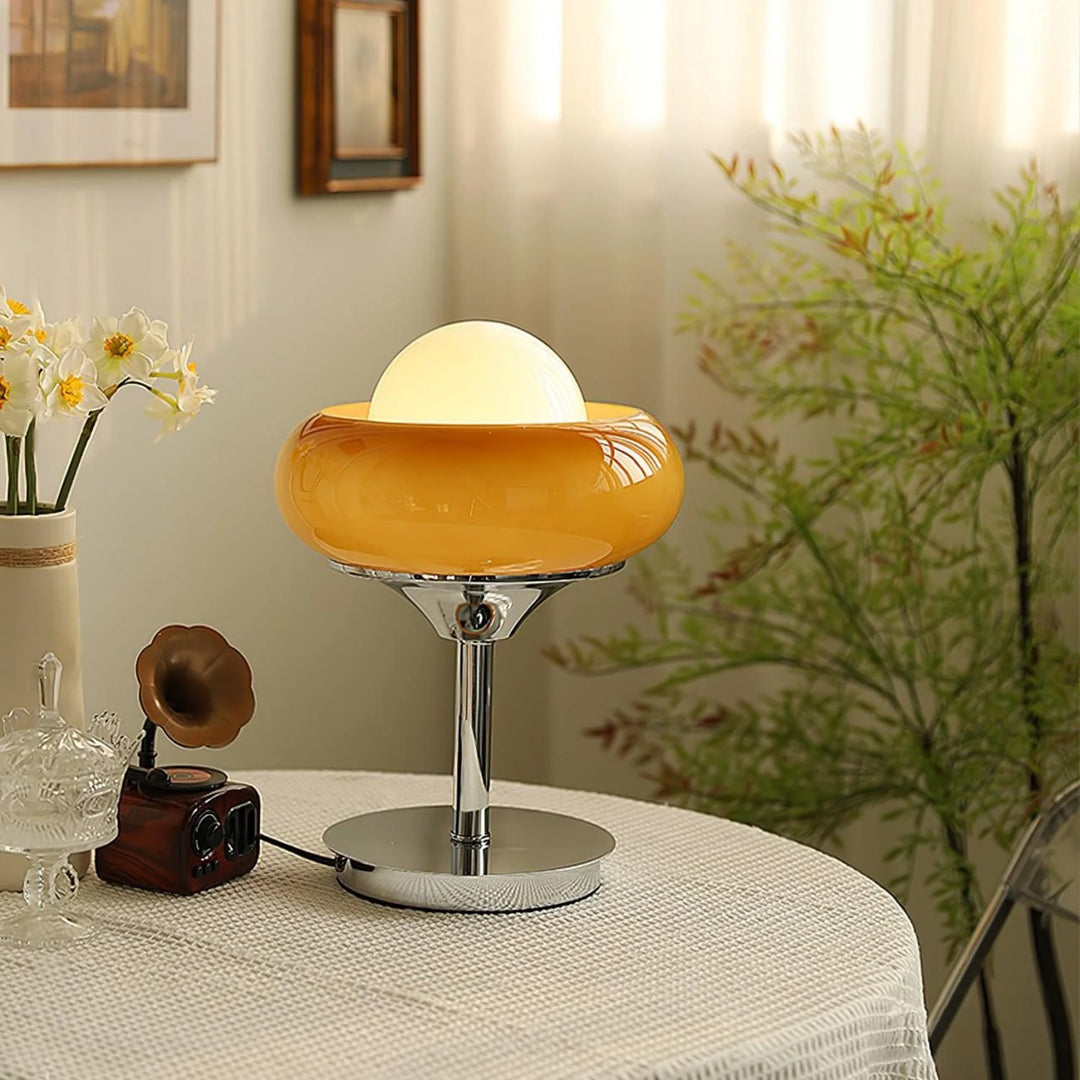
left=549, top=126, right=1078, bottom=1079
left=0, top=293, right=214, bottom=889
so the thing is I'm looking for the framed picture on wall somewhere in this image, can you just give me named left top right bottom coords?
left=297, top=0, right=420, bottom=194
left=0, top=0, right=218, bottom=168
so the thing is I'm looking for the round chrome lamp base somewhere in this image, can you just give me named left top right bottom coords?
left=324, top=805, right=616, bottom=913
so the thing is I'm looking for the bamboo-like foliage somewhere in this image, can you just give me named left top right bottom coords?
left=549, top=128, right=1079, bottom=969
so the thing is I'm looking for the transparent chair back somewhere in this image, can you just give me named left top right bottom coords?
left=928, top=780, right=1079, bottom=1050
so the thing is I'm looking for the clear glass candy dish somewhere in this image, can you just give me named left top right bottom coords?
left=0, top=654, right=134, bottom=947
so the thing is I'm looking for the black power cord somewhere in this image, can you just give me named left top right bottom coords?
left=259, top=833, right=337, bottom=867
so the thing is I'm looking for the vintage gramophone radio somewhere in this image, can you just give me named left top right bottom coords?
left=95, top=625, right=259, bottom=895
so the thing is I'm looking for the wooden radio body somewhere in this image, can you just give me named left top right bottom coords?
left=96, top=769, right=260, bottom=895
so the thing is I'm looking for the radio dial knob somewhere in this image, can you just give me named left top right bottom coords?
left=193, top=811, right=224, bottom=857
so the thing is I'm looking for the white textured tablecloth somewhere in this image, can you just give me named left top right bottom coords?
left=0, top=771, right=937, bottom=1080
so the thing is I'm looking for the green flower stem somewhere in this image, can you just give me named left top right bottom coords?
left=6, top=436, right=21, bottom=515
left=4, top=437, right=14, bottom=514
left=55, top=409, right=103, bottom=512
left=52, top=382, right=147, bottom=513
left=24, top=418, right=36, bottom=515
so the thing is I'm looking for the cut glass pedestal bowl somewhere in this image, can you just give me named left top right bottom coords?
left=0, top=656, right=133, bottom=948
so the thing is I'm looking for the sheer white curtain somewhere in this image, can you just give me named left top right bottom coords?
left=449, top=0, right=1078, bottom=411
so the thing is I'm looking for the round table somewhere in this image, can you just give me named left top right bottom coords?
left=0, top=771, right=938, bottom=1080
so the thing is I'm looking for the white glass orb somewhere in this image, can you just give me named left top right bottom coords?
left=368, top=321, right=587, bottom=425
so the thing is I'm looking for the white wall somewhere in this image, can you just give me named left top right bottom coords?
left=0, top=0, right=455, bottom=775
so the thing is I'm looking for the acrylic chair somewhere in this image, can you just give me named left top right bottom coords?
left=928, top=779, right=1079, bottom=1058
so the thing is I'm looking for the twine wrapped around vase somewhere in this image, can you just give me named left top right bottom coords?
left=0, top=541, right=77, bottom=569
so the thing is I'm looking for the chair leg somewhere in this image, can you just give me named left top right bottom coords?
left=928, top=888, right=1014, bottom=1052
left=1029, top=909, right=1076, bottom=1080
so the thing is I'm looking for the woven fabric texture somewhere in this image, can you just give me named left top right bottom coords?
left=1, top=771, right=937, bottom=1080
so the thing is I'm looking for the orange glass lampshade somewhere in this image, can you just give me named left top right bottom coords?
left=275, top=402, right=684, bottom=576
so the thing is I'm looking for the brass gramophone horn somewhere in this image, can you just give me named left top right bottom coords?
left=136, top=625, right=255, bottom=750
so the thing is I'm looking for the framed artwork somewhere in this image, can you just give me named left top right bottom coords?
left=0, top=0, right=218, bottom=168
left=297, top=0, right=420, bottom=194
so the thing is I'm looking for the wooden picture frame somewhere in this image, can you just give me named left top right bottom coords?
left=297, top=0, right=420, bottom=194
left=0, top=0, right=218, bottom=169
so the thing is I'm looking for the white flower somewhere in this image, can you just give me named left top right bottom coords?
left=25, top=299, right=49, bottom=346
left=0, top=287, right=33, bottom=353
left=0, top=346, right=44, bottom=436
left=30, top=305, right=87, bottom=357
left=145, top=338, right=214, bottom=440
left=86, top=307, right=169, bottom=388
left=40, top=346, right=109, bottom=420
left=0, top=286, right=34, bottom=319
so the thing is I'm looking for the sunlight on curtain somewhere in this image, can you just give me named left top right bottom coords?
left=511, top=0, right=666, bottom=129
left=599, top=0, right=666, bottom=128
left=1004, top=0, right=1080, bottom=147
left=763, top=0, right=892, bottom=142
left=507, top=0, right=563, bottom=124
left=762, top=0, right=787, bottom=130
left=820, top=0, right=890, bottom=130
left=508, top=0, right=1080, bottom=151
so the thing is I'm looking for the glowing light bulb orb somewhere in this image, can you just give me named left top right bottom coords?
left=368, top=320, right=587, bottom=425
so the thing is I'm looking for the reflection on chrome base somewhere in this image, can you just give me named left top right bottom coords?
left=325, top=805, right=615, bottom=913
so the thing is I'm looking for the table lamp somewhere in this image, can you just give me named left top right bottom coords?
left=275, top=321, right=683, bottom=912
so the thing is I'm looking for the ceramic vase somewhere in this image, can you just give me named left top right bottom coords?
left=0, top=508, right=89, bottom=890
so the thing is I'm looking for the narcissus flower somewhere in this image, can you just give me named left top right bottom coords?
left=145, top=338, right=214, bottom=440
left=0, top=286, right=33, bottom=318
left=31, top=309, right=88, bottom=357
left=86, top=307, right=169, bottom=387
left=0, top=346, right=43, bottom=437
left=0, top=288, right=33, bottom=353
left=41, top=346, right=109, bottom=420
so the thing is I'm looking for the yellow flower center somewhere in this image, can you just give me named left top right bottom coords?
left=58, top=375, right=84, bottom=409
left=6, top=299, right=29, bottom=315
left=33, top=328, right=47, bottom=343
left=104, top=332, right=135, bottom=359
left=187, top=361, right=197, bottom=374
left=0, top=328, right=10, bottom=349
left=0, top=375, right=9, bottom=409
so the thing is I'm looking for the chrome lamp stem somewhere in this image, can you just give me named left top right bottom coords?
left=451, top=639, right=493, bottom=864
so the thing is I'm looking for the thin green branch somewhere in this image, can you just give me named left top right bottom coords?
left=1007, top=233, right=1080, bottom=351
left=788, top=513, right=918, bottom=723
